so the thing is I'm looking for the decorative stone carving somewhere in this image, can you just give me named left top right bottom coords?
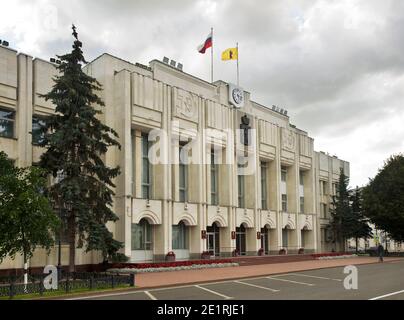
left=174, top=88, right=198, bottom=122
left=282, top=129, right=296, bottom=151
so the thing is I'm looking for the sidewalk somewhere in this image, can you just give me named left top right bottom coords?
left=134, top=257, right=403, bottom=289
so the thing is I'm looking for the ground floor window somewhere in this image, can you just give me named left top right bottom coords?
left=172, top=221, right=189, bottom=250
left=131, top=219, right=153, bottom=250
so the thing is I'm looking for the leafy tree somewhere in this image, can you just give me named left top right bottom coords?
left=350, top=187, right=373, bottom=252
left=0, top=151, right=59, bottom=285
left=38, top=25, right=122, bottom=272
left=363, top=154, right=404, bottom=242
left=329, top=168, right=352, bottom=251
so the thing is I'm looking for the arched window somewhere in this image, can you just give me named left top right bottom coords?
left=172, top=221, right=189, bottom=250
left=132, top=219, right=153, bottom=250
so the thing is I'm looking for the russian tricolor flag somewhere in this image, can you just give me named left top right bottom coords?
left=197, top=31, right=213, bottom=54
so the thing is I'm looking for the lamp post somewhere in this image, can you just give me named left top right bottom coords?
left=57, top=196, right=62, bottom=275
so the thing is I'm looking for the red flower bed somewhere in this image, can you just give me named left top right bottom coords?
left=311, top=252, right=353, bottom=259
left=112, top=259, right=235, bottom=269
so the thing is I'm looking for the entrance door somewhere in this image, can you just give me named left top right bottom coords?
left=282, top=228, right=289, bottom=248
left=207, top=223, right=220, bottom=256
left=261, top=227, right=269, bottom=254
left=236, top=225, right=247, bottom=255
left=207, top=233, right=215, bottom=256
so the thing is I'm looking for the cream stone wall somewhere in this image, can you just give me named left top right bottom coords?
left=0, top=45, right=350, bottom=269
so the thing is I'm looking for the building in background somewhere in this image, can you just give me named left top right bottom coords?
left=0, top=43, right=349, bottom=270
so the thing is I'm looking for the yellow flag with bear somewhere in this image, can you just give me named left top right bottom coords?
left=222, top=47, right=238, bottom=61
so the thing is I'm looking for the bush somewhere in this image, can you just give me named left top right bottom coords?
left=109, top=253, right=129, bottom=263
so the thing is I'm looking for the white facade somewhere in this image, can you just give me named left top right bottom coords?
left=0, top=44, right=350, bottom=269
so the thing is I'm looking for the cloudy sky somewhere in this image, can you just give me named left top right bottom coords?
left=2, top=0, right=403, bottom=187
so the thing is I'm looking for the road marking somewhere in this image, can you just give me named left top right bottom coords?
left=369, top=289, right=404, bottom=300
left=194, top=285, right=233, bottom=300
left=267, top=276, right=315, bottom=286
left=234, top=280, right=279, bottom=292
left=288, top=273, right=343, bottom=282
left=145, top=291, right=158, bottom=300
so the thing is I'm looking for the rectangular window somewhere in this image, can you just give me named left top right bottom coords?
left=299, top=171, right=304, bottom=186
left=321, top=228, right=326, bottom=244
left=261, top=161, right=268, bottom=210
left=320, top=181, right=327, bottom=196
left=0, top=108, right=15, bottom=139
left=32, top=116, right=46, bottom=145
left=141, top=133, right=152, bottom=199
left=238, top=166, right=245, bottom=208
left=332, top=183, right=339, bottom=196
left=282, top=194, right=288, bottom=212
left=320, top=203, right=327, bottom=218
left=281, top=167, right=287, bottom=182
left=210, top=149, right=219, bottom=205
left=179, top=145, right=188, bottom=202
left=300, top=197, right=305, bottom=214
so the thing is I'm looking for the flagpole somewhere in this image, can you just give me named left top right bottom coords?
left=211, top=27, right=214, bottom=83
left=236, top=42, right=239, bottom=86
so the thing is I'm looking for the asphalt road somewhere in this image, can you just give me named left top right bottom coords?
left=67, top=259, right=404, bottom=300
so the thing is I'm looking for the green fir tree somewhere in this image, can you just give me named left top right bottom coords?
left=39, top=25, right=122, bottom=272
left=329, top=168, right=352, bottom=252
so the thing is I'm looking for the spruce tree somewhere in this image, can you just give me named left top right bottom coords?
left=329, top=168, right=352, bottom=252
left=350, top=187, right=372, bottom=252
left=39, top=25, right=122, bottom=272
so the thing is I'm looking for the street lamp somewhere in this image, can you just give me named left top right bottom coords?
left=57, top=196, right=62, bottom=275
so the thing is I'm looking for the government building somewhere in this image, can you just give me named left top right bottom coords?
left=0, top=43, right=350, bottom=270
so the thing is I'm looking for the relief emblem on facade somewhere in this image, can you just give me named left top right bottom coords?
left=282, top=129, right=296, bottom=151
left=174, top=88, right=198, bottom=122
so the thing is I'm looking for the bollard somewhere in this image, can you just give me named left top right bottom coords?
left=39, top=275, right=44, bottom=296
left=9, top=281, right=15, bottom=300
left=65, top=274, right=70, bottom=293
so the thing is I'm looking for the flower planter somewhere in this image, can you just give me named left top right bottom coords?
left=298, top=248, right=305, bottom=255
left=108, top=262, right=240, bottom=274
left=232, top=249, right=240, bottom=257
left=165, top=252, right=176, bottom=262
left=279, top=249, right=287, bottom=255
left=258, top=248, right=265, bottom=256
left=201, top=252, right=212, bottom=260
